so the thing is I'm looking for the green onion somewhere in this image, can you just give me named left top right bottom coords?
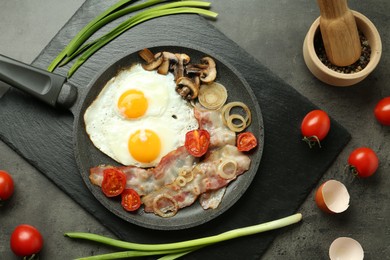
left=157, top=246, right=202, bottom=260
left=59, top=0, right=171, bottom=67
left=71, top=247, right=202, bottom=260
left=47, top=0, right=217, bottom=78
left=65, top=213, right=302, bottom=259
left=47, top=0, right=140, bottom=72
left=61, top=0, right=214, bottom=68
left=66, top=5, right=217, bottom=77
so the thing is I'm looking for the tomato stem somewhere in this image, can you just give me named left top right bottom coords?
left=302, top=135, right=321, bottom=148
left=23, top=254, right=39, bottom=260
left=344, top=164, right=359, bottom=177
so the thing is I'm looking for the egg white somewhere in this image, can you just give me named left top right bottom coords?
left=113, top=65, right=171, bottom=118
left=84, top=64, right=198, bottom=168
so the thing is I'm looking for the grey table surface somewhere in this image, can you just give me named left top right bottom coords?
left=0, top=0, right=389, bottom=259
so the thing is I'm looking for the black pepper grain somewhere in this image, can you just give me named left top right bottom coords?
left=314, top=30, right=371, bottom=73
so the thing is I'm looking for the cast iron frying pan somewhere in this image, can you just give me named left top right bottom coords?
left=0, top=45, right=264, bottom=230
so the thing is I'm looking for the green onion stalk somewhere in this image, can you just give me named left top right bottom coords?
left=65, top=213, right=302, bottom=260
left=66, top=6, right=217, bottom=77
left=47, top=0, right=140, bottom=72
left=55, top=0, right=172, bottom=69
left=47, top=0, right=217, bottom=77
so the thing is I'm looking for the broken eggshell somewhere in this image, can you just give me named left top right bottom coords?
left=315, top=180, right=350, bottom=214
left=329, top=237, right=364, bottom=260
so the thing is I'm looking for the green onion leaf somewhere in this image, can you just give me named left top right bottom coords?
left=66, top=5, right=217, bottom=77
left=73, top=247, right=202, bottom=260
left=47, top=0, right=214, bottom=73
left=47, top=0, right=158, bottom=72
left=65, top=213, right=302, bottom=259
left=64, top=0, right=170, bottom=61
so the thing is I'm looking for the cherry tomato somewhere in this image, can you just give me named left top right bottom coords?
left=0, top=170, right=14, bottom=201
left=301, top=110, right=330, bottom=148
left=374, top=97, right=390, bottom=125
left=101, top=168, right=126, bottom=197
left=185, top=129, right=210, bottom=157
left=237, top=132, right=258, bottom=152
left=121, top=188, right=141, bottom=212
left=10, top=224, right=43, bottom=257
left=347, top=147, right=379, bottom=178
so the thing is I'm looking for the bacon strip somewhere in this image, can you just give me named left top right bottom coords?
left=194, top=106, right=236, bottom=149
left=194, top=106, right=238, bottom=208
left=199, top=187, right=227, bottom=209
left=142, top=145, right=251, bottom=216
left=90, top=108, right=252, bottom=217
left=89, top=146, right=198, bottom=196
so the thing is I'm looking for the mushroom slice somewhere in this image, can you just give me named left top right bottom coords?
left=185, top=64, right=208, bottom=75
left=173, top=53, right=191, bottom=81
left=138, top=48, right=155, bottom=63
left=140, top=51, right=164, bottom=71
left=176, top=76, right=200, bottom=100
left=157, top=52, right=178, bottom=75
left=200, top=57, right=217, bottom=83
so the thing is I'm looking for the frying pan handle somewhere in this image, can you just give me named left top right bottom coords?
left=0, top=54, right=77, bottom=109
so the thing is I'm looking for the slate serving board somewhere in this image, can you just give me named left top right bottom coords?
left=0, top=1, right=350, bottom=259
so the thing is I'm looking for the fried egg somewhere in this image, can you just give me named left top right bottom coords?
left=84, top=64, right=198, bottom=168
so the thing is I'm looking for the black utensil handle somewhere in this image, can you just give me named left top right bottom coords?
left=0, top=54, right=77, bottom=108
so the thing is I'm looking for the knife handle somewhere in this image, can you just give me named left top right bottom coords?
left=0, top=54, right=77, bottom=109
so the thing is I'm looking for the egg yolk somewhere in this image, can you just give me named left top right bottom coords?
left=118, top=89, right=148, bottom=119
left=129, top=129, right=161, bottom=163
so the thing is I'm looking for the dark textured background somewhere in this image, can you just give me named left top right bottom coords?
left=0, top=0, right=389, bottom=259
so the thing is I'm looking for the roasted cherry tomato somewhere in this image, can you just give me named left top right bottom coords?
left=10, top=224, right=43, bottom=257
left=101, top=168, right=126, bottom=197
left=237, top=132, right=257, bottom=152
left=0, top=170, right=14, bottom=201
left=185, top=129, right=210, bottom=157
left=121, top=188, right=141, bottom=212
left=347, top=147, right=379, bottom=178
left=374, top=97, right=390, bottom=126
left=301, top=110, right=330, bottom=148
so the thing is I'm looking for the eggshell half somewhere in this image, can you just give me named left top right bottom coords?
left=315, top=180, right=350, bottom=213
left=329, top=237, right=364, bottom=260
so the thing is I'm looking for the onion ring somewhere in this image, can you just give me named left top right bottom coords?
left=217, top=160, right=238, bottom=180
left=221, top=101, right=252, bottom=132
left=198, top=82, right=228, bottom=110
left=175, top=176, right=187, bottom=187
left=227, top=114, right=247, bottom=132
left=179, top=170, right=194, bottom=183
left=152, top=194, right=179, bottom=218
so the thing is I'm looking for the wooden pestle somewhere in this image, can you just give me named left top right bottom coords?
left=317, top=0, right=361, bottom=66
